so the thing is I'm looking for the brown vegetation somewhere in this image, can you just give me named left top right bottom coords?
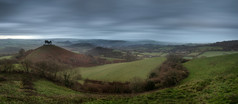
left=24, top=45, right=106, bottom=67
left=149, top=54, right=189, bottom=88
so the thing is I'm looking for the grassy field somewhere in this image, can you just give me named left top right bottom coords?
left=34, top=80, right=81, bottom=96
left=0, top=55, right=12, bottom=60
left=62, top=57, right=166, bottom=82
left=1, top=53, right=238, bottom=103
left=188, top=52, right=200, bottom=56
left=198, top=51, right=238, bottom=57
left=85, top=53, right=238, bottom=103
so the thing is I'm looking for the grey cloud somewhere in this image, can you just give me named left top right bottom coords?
left=0, top=0, right=238, bottom=43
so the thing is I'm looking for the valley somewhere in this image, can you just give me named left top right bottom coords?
left=0, top=39, right=238, bottom=103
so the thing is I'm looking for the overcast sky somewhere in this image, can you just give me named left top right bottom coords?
left=0, top=0, right=238, bottom=43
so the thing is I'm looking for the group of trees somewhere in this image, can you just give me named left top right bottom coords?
left=149, top=54, right=189, bottom=87
left=0, top=59, right=17, bottom=72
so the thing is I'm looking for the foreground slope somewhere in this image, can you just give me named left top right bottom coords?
left=86, top=53, right=238, bottom=104
left=25, top=45, right=98, bottom=67
left=63, top=57, right=166, bottom=82
left=1, top=53, right=238, bottom=104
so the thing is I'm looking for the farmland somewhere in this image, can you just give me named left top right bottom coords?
left=62, top=57, right=166, bottom=82
left=0, top=55, right=12, bottom=60
left=198, top=51, right=238, bottom=58
left=0, top=40, right=238, bottom=103
left=85, top=53, right=238, bottom=104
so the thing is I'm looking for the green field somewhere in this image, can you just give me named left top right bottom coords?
left=34, top=80, right=81, bottom=96
left=86, top=53, right=238, bottom=104
left=188, top=52, right=200, bottom=56
left=0, top=55, right=12, bottom=60
left=1, top=53, right=238, bottom=103
left=62, top=57, right=166, bottom=82
left=198, top=51, right=238, bottom=58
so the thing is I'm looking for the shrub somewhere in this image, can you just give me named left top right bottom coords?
left=144, top=80, right=155, bottom=91
left=129, top=77, right=145, bottom=93
left=148, top=54, right=189, bottom=88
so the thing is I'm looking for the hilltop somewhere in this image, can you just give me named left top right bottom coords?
left=24, top=45, right=100, bottom=67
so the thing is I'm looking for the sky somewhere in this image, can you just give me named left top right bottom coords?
left=0, top=0, right=238, bottom=43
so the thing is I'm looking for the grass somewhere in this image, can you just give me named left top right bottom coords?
left=85, top=53, right=238, bottom=104
left=198, top=51, right=238, bottom=58
left=142, top=52, right=163, bottom=56
left=1, top=53, right=238, bottom=103
left=188, top=52, right=200, bottom=56
left=61, top=57, right=166, bottom=82
left=0, top=81, right=24, bottom=97
left=101, top=57, right=124, bottom=62
left=0, top=55, right=12, bottom=60
left=34, top=80, right=81, bottom=96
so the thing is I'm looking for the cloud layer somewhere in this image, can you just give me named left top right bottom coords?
left=0, top=0, right=238, bottom=42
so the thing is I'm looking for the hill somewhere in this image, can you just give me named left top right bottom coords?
left=86, top=47, right=124, bottom=59
left=210, top=40, right=238, bottom=51
left=1, top=52, right=238, bottom=103
left=25, top=45, right=100, bottom=67
left=86, top=53, right=238, bottom=103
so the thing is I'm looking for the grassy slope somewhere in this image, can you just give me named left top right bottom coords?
left=34, top=80, right=81, bottom=96
left=0, top=73, right=84, bottom=104
left=1, top=53, right=238, bottom=103
left=86, top=53, right=238, bottom=104
left=198, top=51, right=238, bottom=57
left=63, top=57, right=166, bottom=82
left=0, top=55, right=12, bottom=60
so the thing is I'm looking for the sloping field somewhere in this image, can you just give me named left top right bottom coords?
left=25, top=45, right=98, bottom=67
left=198, top=51, right=238, bottom=58
left=86, top=53, right=238, bottom=103
left=64, top=57, right=166, bottom=82
left=1, top=54, right=238, bottom=103
left=34, top=80, right=81, bottom=96
left=0, top=55, right=12, bottom=60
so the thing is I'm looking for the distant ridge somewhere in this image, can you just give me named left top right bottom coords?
left=25, top=45, right=99, bottom=67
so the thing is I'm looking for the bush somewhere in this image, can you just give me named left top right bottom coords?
left=144, top=80, right=155, bottom=91
left=148, top=54, right=189, bottom=88
left=129, top=77, right=145, bottom=93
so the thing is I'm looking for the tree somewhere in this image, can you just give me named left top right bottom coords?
left=0, top=59, right=14, bottom=72
left=21, top=60, right=32, bottom=72
left=63, top=73, right=72, bottom=87
left=129, top=77, right=145, bottom=93
left=125, top=51, right=137, bottom=61
left=16, top=49, right=25, bottom=59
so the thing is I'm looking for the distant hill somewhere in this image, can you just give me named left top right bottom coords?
left=0, top=47, right=21, bottom=54
left=210, top=40, right=238, bottom=50
left=65, top=43, right=96, bottom=54
left=25, top=45, right=100, bottom=67
left=69, top=43, right=96, bottom=48
left=86, top=47, right=123, bottom=58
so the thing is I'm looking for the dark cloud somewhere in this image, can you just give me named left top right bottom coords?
left=0, top=0, right=237, bottom=43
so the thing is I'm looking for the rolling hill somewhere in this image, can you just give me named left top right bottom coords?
left=85, top=53, right=238, bottom=103
left=1, top=51, right=238, bottom=103
left=24, top=45, right=100, bottom=67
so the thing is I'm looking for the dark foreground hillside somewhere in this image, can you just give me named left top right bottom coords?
left=0, top=53, right=238, bottom=103
left=86, top=53, right=238, bottom=104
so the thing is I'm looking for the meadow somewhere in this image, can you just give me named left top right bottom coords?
left=0, top=55, right=12, bottom=60
left=61, top=57, right=166, bottom=82
left=198, top=51, right=238, bottom=57
left=85, top=53, right=238, bottom=103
